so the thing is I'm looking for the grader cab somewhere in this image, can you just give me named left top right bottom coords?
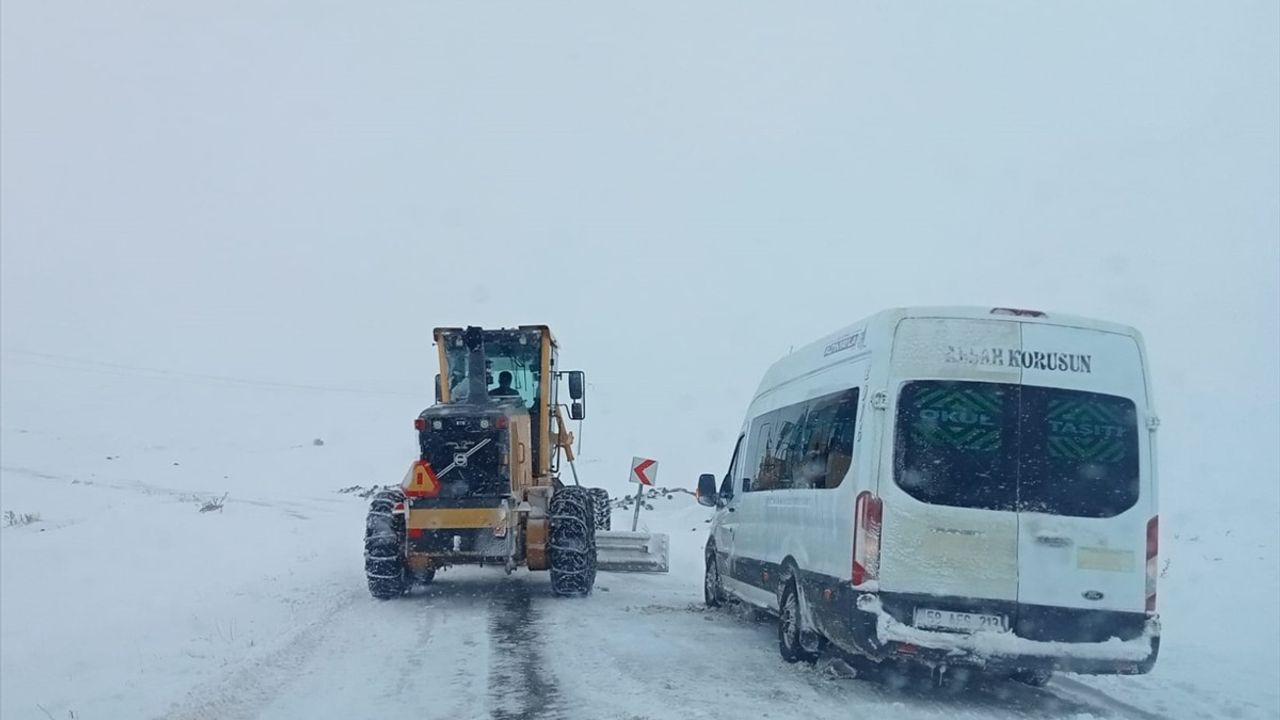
left=363, top=324, right=667, bottom=600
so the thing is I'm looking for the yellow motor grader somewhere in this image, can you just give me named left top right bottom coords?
left=363, top=325, right=667, bottom=599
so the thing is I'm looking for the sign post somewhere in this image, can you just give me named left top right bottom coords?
left=628, top=456, right=658, bottom=532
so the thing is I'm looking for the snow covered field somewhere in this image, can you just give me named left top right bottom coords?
left=1, top=359, right=1276, bottom=720
left=3, top=1, right=1277, bottom=718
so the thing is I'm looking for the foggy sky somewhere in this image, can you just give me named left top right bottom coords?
left=2, top=1, right=1277, bottom=509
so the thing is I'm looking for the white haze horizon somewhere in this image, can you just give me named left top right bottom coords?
left=4, top=2, right=1276, bottom=505
left=1, top=4, right=1277, bottom=716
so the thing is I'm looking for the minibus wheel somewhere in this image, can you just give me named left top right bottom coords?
left=779, top=580, right=818, bottom=663
left=704, top=551, right=724, bottom=607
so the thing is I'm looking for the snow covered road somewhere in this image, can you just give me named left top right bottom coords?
left=135, top=567, right=1129, bottom=720
left=3, top=453, right=1276, bottom=720
left=2, top=456, right=1275, bottom=720
left=147, top=555, right=1161, bottom=720
left=0, top=366, right=1275, bottom=720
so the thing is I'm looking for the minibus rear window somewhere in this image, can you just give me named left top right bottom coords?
left=895, top=381, right=1017, bottom=511
left=1019, top=387, right=1140, bottom=518
left=894, top=381, right=1140, bottom=518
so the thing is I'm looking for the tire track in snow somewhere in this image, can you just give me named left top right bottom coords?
left=486, top=577, right=562, bottom=720
left=391, top=596, right=438, bottom=698
left=381, top=578, right=493, bottom=720
left=1048, top=676, right=1169, bottom=720
left=247, top=573, right=493, bottom=720
left=158, top=588, right=361, bottom=720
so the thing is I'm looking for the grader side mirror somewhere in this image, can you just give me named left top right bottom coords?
left=568, top=371, right=585, bottom=400
left=569, top=402, right=585, bottom=421
left=434, top=374, right=442, bottom=403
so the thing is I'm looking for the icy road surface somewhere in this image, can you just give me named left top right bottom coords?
left=154, top=566, right=1139, bottom=720
left=0, top=368, right=1276, bottom=720
left=3, top=447, right=1275, bottom=720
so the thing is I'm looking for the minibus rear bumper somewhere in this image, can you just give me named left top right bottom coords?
left=850, top=593, right=1160, bottom=675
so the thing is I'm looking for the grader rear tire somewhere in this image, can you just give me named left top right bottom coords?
left=365, top=487, right=407, bottom=600
left=549, top=486, right=597, bottom=596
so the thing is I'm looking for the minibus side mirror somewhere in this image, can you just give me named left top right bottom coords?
left=697, top=473, right=719, bottom=507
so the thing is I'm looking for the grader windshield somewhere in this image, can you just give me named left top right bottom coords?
left=437, top=327, right=547, bottom=409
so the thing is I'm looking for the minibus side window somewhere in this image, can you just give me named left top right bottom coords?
left=742, top=415, right=775, bottom=493
left=824, top=388, right=860, bottom=489
left=792, top=401, right=835, bottom=489
left=746, top=389, right=861, bottom=492
left=720, top=435, right=744, bottom=499
left=788, top=388, right=860, bottom=489
left=770, top=404, right=806, bottom=490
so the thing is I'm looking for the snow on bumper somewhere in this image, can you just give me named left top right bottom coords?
left=856, top=594, right=1160, bottom=673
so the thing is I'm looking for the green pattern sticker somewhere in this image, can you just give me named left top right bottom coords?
left=1045, top=398, right=1129, bottom=463
left=911, top=386, right=1002, bottom=452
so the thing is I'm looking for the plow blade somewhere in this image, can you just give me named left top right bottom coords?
left=595, top=531, right=670, bottom=573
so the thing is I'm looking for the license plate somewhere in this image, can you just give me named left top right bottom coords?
left=913, top=607, right=1008, bottom=633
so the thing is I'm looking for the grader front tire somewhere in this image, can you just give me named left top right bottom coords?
left=588, top=487, right=611, bottom=531
left=548, top=486, right=597, bottom=596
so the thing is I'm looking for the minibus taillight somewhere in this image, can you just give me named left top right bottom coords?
left=1146, top=515, right=1159, bottom=612
left=853, top=491, right=883, bottom=586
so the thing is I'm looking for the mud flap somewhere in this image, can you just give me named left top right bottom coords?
left=595, top=531, right=670, bottom=573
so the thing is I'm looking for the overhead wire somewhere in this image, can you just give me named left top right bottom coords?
left=1, top=348, right=425, bottom=399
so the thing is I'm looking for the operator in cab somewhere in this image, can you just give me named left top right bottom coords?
left=489, top=371, right=521, bottom=398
